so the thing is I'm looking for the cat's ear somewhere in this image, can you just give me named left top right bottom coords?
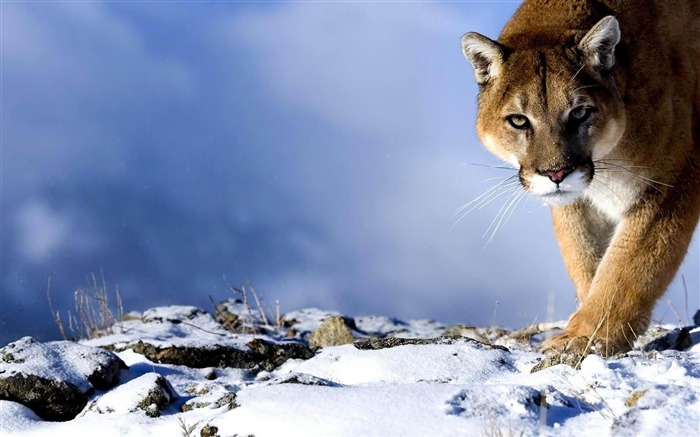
left=461, top=32, right=505, bottom=85
left=578, top=16, right=620, bottom=70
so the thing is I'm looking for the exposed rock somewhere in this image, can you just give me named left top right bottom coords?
left=215, top=299, right=267, bottom=334
left=0, top=337, right=126, bottom=421
left=138, top=374, right=176, bottom=417
left=308, top=316, right=356, bottom=349
left=641, top=326, right=693, bottom=352
left=85, top=305, right=312, bottom=371
left=442, top=325, right=490, bottom=343
left=141, top=306, right=208, bottom=324
left=264, top=373, right=340, bottom=387
left=625, top=389, right=648, bottom=407
left=200, top=425, right=219, bottom=437
left=246, top=338, right=315, bottom=371
left=130, top=341, right=254, bottom=368
left=129, top=338, right=312, bottom=371
left=278, top=308, right=347, bottom=340
left=84, top=372, right=175, bottom=418
left=182, top=391, right=237, bottom=412
left=0, top=373, right=88, bottom=422
left=530, top=352, right=586, bottom=373
left=354, top=335, right=509, bottom=352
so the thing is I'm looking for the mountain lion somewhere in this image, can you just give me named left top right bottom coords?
left=461, top=0, right=700, bottom=358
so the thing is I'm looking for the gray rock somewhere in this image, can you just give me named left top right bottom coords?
left=308, top=316, right=356, bottom=350
left=0, top=337, right=126, bottom=421
left=353, top=335, right=509, bottom=352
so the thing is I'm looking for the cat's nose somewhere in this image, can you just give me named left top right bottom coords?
left=539, top=167, right=574, bottom=184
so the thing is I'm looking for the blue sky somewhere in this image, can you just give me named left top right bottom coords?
left=2, top=1, right=697, bottom=345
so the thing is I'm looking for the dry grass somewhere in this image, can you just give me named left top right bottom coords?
left=217, top=281, right=281, bottom=334
left=177, top=417, right=197, bottom=437
left=47, top=272, right=124, bottom=340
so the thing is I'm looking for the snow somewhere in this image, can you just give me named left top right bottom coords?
left=1, top=308, right=699, bottom=437
left=81, top=372, right=172, bottom=415
left=83, top=305, right=252, bottom=350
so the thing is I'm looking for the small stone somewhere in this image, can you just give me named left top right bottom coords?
left=200, top=425, right=219, bottom=437
left=214, top=392, right=238, bottom=410
left=137, top=375, right=176, bottom=417
left=625, top=389, right=648, bottom=407
left=308, top=316, right=356, bottom=350
left=442, top=324, right=490, bottom=343
left=531, top=352, right=586, bottom=373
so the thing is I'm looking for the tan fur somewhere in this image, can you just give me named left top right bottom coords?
left=461, top=0, right=700, bottom=357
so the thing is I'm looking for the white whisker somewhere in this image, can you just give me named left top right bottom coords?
left=453, top=176, right=518, bottom=215
left=452, top=183, right=520, bottom=230
left=483, top=187, right=525, bottom=247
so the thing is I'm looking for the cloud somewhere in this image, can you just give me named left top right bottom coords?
left=1, top=2, right=696, bottom=346
left=229, top=2, right=463, bottom=137
left=3, top=2, right=196, bottom=199
left=222, top=1, right=573, bottom=324
left=14, top=200, right=71, bottom=263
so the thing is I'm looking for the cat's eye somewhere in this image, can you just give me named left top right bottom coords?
left=506, top=114, right=530, bottom=129
left=570, top=106, right=592, bottom=122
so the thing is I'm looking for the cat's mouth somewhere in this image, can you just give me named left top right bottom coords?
left=521, top=167, right=592, bottom=206
left=537, top=189, right=583, bottom=206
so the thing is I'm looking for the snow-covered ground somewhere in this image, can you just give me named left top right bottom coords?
left=1, top=303, right=699, bottom=437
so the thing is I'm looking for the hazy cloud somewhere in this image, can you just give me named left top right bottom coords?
left=2, top=1, right=697, bottom=345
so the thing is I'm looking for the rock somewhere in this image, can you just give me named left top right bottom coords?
left=641, top=326, right=692, bottom=352
left=130, top=338, right=313, bottom=371
left=278, top=308, right=348, bottom=339
left=246, top=338, right=315, bottom=371
left=353, top=335, right=509, bottom=352
left=0, top=373, right=88, bottom=422
left=141, top=306, right=208, bottom=324
left=130, top=341, right=255, bottom=368
left=264, top=373, right=340, bottom=387
left=181, top=391, right=237, bottom=412
left=0, top=337, right=126, bottom=421
left=215, top=299, right=267, bottom=334
left=530, top=352, right=586, bottom=373
left=200, top=425, right=219, bottom=437
left=84, top=372, right=175, bottom=418
left=442, top=325, right=490, bottom=343
left=138, top=374, right=176, bottom=417
left=625, top=389, right=648, bottom=407
left=85, top=305, right=312, bottom=371
left=308, top=316, right=356, bottom=349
